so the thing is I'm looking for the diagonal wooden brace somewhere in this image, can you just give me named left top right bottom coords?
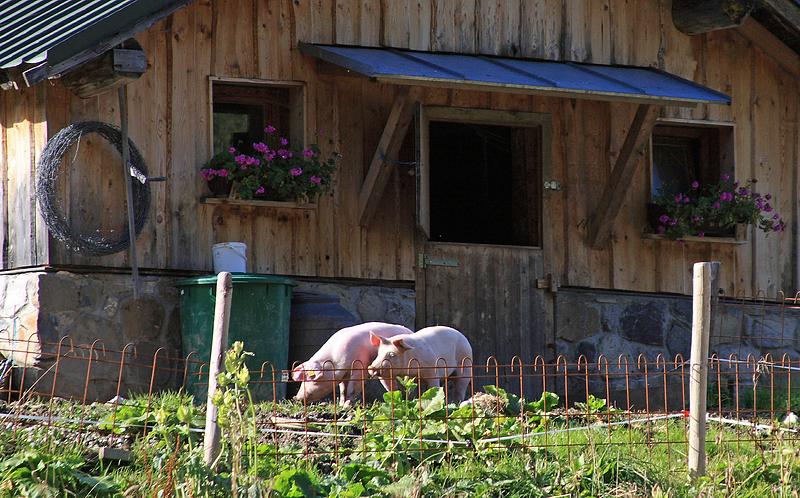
left=358, top=87, right=417, bottom=227
left=587, top=104, right=661, bottom=248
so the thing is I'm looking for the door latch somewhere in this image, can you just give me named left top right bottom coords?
left=543, top=180, right=562, bottom=191
left=536, top=273, right=559, bottom=293
left=418, top=253, right=459, bottom=269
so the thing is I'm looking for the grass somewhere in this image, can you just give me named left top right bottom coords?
left=2, top=345, right=800, bottom=497
left=2, top=394, right=799, bottom=497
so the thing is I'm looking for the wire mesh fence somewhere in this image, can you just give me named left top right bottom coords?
left=0, top=333, right=799, bottom=474
left=6, top=266, right=800, bottom=492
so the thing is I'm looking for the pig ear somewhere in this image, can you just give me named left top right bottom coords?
left=392, top=337, right=413, bottom=350
left=291, top=365, right=305, bottom=382
left=369, top=331, right=383, bottom=347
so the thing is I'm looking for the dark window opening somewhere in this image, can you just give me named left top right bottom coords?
left=212, top=83, right=298, bottom=155
left=651, top=124, right=733, bottom=201
left=429, top=121, right=540, bottom=246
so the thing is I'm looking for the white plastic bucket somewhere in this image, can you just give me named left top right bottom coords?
left=212, top=242, right=247, bottom=273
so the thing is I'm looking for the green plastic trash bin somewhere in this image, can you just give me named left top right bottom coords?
left=176, top=274, right=295, bottom=402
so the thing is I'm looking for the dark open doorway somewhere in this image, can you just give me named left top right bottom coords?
left=428, top=121, right=540, bottom=247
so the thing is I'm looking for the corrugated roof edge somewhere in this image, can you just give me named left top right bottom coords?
left=299, top=42, right=731, bottom=106
left=21, top=0, right=195, bottom=87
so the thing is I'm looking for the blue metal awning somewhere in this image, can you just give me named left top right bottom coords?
left=299, top=43, right=730, bottom=106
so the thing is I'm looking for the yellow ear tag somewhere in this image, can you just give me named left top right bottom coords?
left=307, top=370, right=319, bottom=380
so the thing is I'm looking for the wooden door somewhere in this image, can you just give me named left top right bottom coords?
left=415, top=106, right=554, bottom=397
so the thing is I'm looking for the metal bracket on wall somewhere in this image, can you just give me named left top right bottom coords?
left=543, top=180, right=562, bottom=191
left=417, top=253, right=460, bottom=269
left=536, top=274, right=559, bottom=293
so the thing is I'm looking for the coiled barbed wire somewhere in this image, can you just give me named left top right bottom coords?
left=35, top=121, right=150, bottom=255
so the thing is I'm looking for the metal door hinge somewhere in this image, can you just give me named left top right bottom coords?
left=418, top=253, right=459, bottom=269
left=544, top=180, right=562, bottom=191
left=536, top=274, right=559, bottom=293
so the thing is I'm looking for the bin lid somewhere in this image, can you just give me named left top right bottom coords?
left=175, top=273, right=296, bottom=287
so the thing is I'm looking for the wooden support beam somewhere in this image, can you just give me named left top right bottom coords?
left=736, top=18, right=800, bottom=77
left=587, top=104, right=661, bottom=248
left=760, top=0, right=800, bottom=33
left=358, top=87, right=416, bottom=227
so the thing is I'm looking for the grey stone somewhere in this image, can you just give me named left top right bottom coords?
left=666, top=323, right=691, bottom=358
left=120, top=297, right=165, bottom=342
left=356, top=290, right=388, bottom=322
left=712, top=306, right=745, bottom=349
left=620, top=302, right=665, bottom=346
left=576, top=339, right=597, bottom=359
left=669, top=298, right=692, bottom=322
left=556, top=293, right=602, bottom=343
left=103, top=297, right=120, bottom=317
left=37, top=274, right=79, bottom=311
left=743, top=313, right=795, bottom=349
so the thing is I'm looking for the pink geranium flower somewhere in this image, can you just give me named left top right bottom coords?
left=310, top=175, right=321, bottom=185
left=290, top=168, right=303, bottom=177
left=303, top=148, right=315, bottom=158
left=265, top=125, right=276, bottom=134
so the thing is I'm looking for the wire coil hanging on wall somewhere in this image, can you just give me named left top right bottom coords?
left=35, top=121, right=150, bottom=256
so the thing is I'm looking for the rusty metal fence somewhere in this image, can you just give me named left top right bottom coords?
left=0, top=337, right=798, bottom=471
left=3, top=269, right=800, bottom=474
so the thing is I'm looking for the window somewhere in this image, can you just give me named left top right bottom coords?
left=650, top=123, right=734, bottom=201
left=427, top=121, right=541, bottom=247
left=211, top=80, right=304, bottom=155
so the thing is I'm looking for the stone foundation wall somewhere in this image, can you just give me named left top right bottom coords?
left=554, top=287, right=800, bottom=408
left=0, top=271, right=415, bottom=402
left=0, top=271, right=182, bottom=401
left=4, top=270, right=795, bottom=407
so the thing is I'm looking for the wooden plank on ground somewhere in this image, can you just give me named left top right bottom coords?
left=357, top=87, right=415, bottom=227
left=587, top=104, right=661, bottom=248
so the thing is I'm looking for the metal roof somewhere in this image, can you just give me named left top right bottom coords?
left=299, top=43, right=731, bottom=106
left=0, top=0, right=192, bottom=86
left=0, top=0, right=137, bottom=69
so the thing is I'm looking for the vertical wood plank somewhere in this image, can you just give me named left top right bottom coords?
left=335, top=0, right=360, bottom=45
left=454, top=0, right=477, bottom=53
left=431, top=0, right=456, bottom=52
left=258, top=0, right=293, bottom=80
left=409, top=0, right=433, bottom=50
left=380, top=0, right=409, bottom=47
left=310, top=0, right=335, bottom=44
left=359, top=0, right=381, bottom=45
left=212, top=0, right=257, bottom=78
left=335, top=79, right=363, bottom=278
left=314, top=80, right=338, bottom=276
left=32, top=85, right=49, bottom=266
left=751, top=49, right=782, bottom=295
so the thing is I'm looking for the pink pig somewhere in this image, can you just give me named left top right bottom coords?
left=291, top=322, right=412, bottom=405
left=367, top=325, right=473, bottom=402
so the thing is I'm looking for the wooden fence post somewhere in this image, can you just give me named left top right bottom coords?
left=688, top=261, right=720, bottom=478
left=203, top=272, right=233, bottom=467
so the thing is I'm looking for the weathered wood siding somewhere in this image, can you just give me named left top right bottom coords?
left=1, top=0, right=798, bottom=297
left=0, top=85, right=49, bottom=269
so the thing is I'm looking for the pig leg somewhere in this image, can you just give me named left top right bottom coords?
left=338, top=381, right=352, bottom=406
left=340, top=368, right=365, bottom=406
left=451, top=366, right=471, bottom=403
left=422, top=377, right=441, bottom=393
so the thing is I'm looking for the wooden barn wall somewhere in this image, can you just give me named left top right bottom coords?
left=0, top=0, right=794, bottom=297
left=0, top=86, right=49, bottom=269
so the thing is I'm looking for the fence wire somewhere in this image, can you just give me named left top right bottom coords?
left=2, top=290, right=800, bottom=476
